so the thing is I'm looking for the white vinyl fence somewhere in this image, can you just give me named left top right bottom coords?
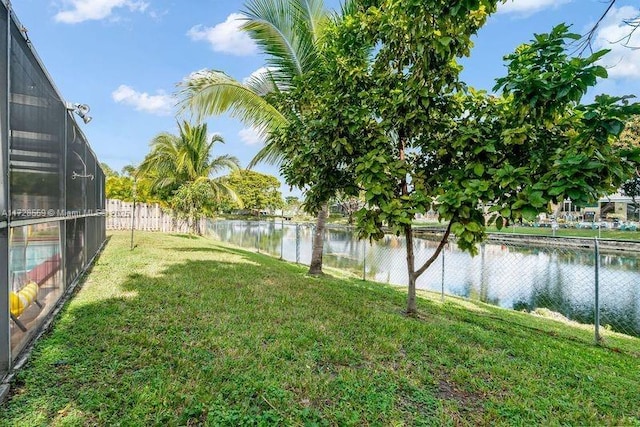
left=106, top=199, right=205, bottom=233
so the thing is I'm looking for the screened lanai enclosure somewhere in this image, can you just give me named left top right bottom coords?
left=0, top=2, right=106, bottom=379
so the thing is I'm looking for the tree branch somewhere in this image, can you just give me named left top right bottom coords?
left=576, top=0, right=617, bottom=55
left=413, top=219, right=453, bottom=279
left=575, top=0, right=640, bottom=54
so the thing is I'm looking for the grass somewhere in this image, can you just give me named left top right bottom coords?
left=486, top=225, right=640, bottom=240
left=413, top=222, right=640, bottom=240
left=1, top=231, right=639, bottom=426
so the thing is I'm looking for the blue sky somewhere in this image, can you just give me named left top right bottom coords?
left=10, top=0, right=640, bottom=197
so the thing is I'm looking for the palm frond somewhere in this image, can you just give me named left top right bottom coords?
left=241, top=0, right=320, bottom=79
left=339, top=0, right=358, bottom=18
left=210, top=177, right=243, bottom=207
left=209, top=154, right=241, bottom=176
left=248, top=142, right=286, bottom=168
left=178, top=70, right=287, bottom=131
left=244, top=67, right=284, bottom=96
left=294, top=0, right=327, bottom=43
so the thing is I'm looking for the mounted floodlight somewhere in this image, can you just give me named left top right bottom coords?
left=66, top=102, right=93, bottom=124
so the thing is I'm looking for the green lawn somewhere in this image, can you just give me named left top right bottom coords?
left=1, top=231, right=639, bottom=426
left=414, top=222, right=640, bottom=240
left=486, top=225, right=640, bottom=240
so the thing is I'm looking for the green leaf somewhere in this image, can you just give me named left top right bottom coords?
left=522, top=207, right=539, bottom=221
left=438, top=36, right=453, bottom=46
left=603, top=120, right=623, bottom=136
left=451, top=222, right=465, bottom=235
left=592, top=66, right=608, bottom=79
left=587, top=49, right=610, bottom=64
left=473, top=164, right=485, bottom=177
left=465, top=221, right=482, bottom=233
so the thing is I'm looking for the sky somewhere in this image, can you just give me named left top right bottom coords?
left=9, top=0, right=640, bottom=197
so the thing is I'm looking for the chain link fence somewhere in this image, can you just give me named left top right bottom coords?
left=208, top=220, right=640, bottom=340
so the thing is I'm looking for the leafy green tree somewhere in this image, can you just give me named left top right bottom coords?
left=137, top=121, right=240, bottom=232
left=139, top=121, right=239, bottom=192
left=179, top=0, right=347, bottom=275
left=105, top=174, right=158, bottom=204
left=284, top=196, right=303, bottom=217
left=222, top=170, right=284, bottom=214
left=105, top=175, right=132, bottom=201
left=620, top=116, right=640, bottom=219
left=621, top=177, right=640, bottom=219
left=620, top=115, right=640, bottom=148
left=100, top=162, right=118, bottom=177
left=170, top=180, right=219, bottom=235
left=274, top=3, right=640, bottom=315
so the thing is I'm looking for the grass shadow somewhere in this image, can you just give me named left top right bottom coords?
left=169, top=233, right=199, bottom=240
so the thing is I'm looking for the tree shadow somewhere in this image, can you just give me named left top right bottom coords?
left=169, top=233, right=199, bottom=240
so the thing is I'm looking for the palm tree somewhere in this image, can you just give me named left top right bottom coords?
left=138, top=120, right=240, bottom=233
left=179, top=0, right=343, bottom=275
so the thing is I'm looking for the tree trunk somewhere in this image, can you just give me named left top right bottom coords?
left=405, top=224, right=417, bottom=315
left=407, top=221, right=454, bottom=314
left=308, top=202, right=328, bottom=275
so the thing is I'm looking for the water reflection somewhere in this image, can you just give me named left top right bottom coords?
left=211, top=220, right=640, bottom=337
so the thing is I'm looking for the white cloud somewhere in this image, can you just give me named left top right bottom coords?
left=238, top=127, right=265, bottom=146
left=593, top=6, right=640, bottom=80
left=498, top=0, right=572, bottom=16
left=112, top=84, right=173, bottom=116
left=242, top=67, right=269, bottom=85
left=187, top=13, right=257, bottom=56
left=54, top=0, right=149, bottom=24
left=243, top=67, right=272, bottom=85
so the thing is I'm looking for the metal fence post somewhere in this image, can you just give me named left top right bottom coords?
left=280, top=218, right=284, bottom=260
left=594, top=238, right=602, bottom=344
left=441, top=248, right=446, bottom=303
left=362, top=239, right=367, bottom=281
left=257, top=221, right=261, bottom=253
left=295, top=224, right=300, bottom=264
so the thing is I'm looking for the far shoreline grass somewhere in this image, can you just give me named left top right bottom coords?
left=0, top=231, right=638, bottom=425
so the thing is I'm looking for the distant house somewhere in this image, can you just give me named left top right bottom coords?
left=556, top=193, right=639, bottom=222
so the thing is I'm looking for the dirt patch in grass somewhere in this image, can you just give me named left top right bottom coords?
left=436, top=379, right=484, bottom=411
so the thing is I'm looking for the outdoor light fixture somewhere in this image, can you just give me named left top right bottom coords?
left=66, top=102, right=93, bottom=124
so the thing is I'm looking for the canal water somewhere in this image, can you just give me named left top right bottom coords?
left=210, top=220, right=640, bottom=337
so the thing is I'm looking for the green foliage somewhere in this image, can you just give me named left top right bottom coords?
left=622, top=176, right=640, bottom=210
left=179, top=0, right=347, bottom=214
left=138, top=121, right=240, bottom=199
left=121, top=164, right=137, bottom=177
left=620, top=115, right=640, bottom=148
left=105, top=176, right=159, bottom=204
left=271, top=4, right=640, bottom=314
left=170, top=180, right=220, bottom=233
left=221, top=170, right=284, bottom=213
left=105, top=175, right=133, bottom=201
left=136, top=121, right=240, bottom=220
left=178, top=0, right=338, bottom=273
left=100, top=162, right=118, bottom=177
left=292, top=18, right=640, bottom=249
left=284, top=196, right=303, bottom=216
